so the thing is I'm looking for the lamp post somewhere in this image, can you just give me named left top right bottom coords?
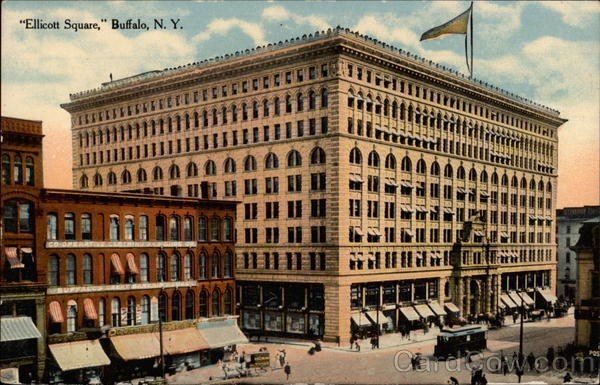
left=158, top=289, right=166, bottom=380
left=517, top=293, right=524, bottom=383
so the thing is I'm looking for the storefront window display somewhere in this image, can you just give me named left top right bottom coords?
left=264, top=311, right=283, bottom=331
left=308, top=314, right=323, bottom=336
left=243, top=310, right=261, bottom=330
left=286, top=313, right=305, bottom=334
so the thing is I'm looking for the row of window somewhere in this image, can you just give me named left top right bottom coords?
left=2, top=154, right=35, bottom=186
left=240, top=252, right=326, bottom=271
left=47, top=250, right=233, bottom=286
left=344, top=62, right=554, bottom=138
left=78, top=89, right=329, bottom=148
left=346, top=92, right=554, bottom=158
left=46, top=213, right=233, bottom=242
left=78, top=118, right=328, bottom=170
left=54, top=288, right=233, bottom=333
left=348, top=149, right=553, bottom=191
left=75, top=63, right=330, bottom=127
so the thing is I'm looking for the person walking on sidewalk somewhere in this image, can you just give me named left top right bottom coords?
left=284, top=362, right=291, bottom=380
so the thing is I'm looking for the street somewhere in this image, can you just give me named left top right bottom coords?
left=169, top=313, right=597, bottom=384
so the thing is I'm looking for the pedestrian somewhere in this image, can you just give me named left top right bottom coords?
left=527, top=352, right=536, bottom=371
left=370, top=336, right=376, bottom=349
left=239, top=351, right=246, bottom=364
left=513, top=312, right=518, bottom=324
left=563, top=372, right=572, bottom=383
left=480, top=373, right=488, bottom=385
left=502, top=357, right=508, bottom=376
left=355, top=341, right=361, bottom=352
left=546, top=347, right=555, bottom=366
left=512, top=351, right=518, bottom=364
left=284, top=362, right=291, bottom=380
left=448, top=376, right=459, bottom=385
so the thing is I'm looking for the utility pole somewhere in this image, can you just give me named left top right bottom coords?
left=517, top=294, right=524, bottom=383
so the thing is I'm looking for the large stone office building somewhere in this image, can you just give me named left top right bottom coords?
left=62, top=27, right=566, bottom=343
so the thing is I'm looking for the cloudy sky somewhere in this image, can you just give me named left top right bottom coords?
left=1, top=1, right=598, bottom=208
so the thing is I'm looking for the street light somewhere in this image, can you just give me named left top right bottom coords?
left=517, top=293, right=525, bottom=383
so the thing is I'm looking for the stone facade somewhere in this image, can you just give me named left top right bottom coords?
left=61, top=27, right=566, bottom=343
left=556, top=206, right=600, bottom=300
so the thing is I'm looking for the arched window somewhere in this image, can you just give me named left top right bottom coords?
left=172, top=292, right=181, bottom=321
left=224, top=158, right=236, bottom=173
left=457, top=166, right=465, bottom=179
left=308, top=91, right=316, bottom=110
left=501, top=174, right=508, bottom=186
left=511, top=176, right=518, bottom=187
left=185, top=291, right=195, bottom=320
left=274, top=97, right=280, bottom=115
left=430, top=161, right=440, bottom=176
left=98, top=298, right=106, bottom=327
left=547, top=181, right=552, bottom=192
left=223, top=218, right=233, bottom=242
left=80, top=174, right=89, bottom=188
left=349, top=148, right=362, bottom=164
left=67, top=302, right=77, bottom=332
left=94, top=173, right=103, bottom=186
left=66, top=254, right=76, bottom=285
left=2, top=154, right=10, bottom=184
left=199, top=252, right=207, bottom=279
left=224, top=289, right=233, bottom=315
left=25, top=157, right=34, bottom=186
left=287, top=150, right=302, bottom=167
left=401, top=156, right=412, bottom=172
left=80, top=213, right=92, bottom=240
left=169, top=164, right=180, bottom=179
left=47, top=213, right=58, bottom=240
left=153, top=167, right=163, bottom=181
left=520, top=177, right=527, bottom=189
left=297, top=93, right=304, bottom=111
left=285, top=95, right=292, bottom=113
left=127, top=296, right=136, bottom=326
left=212, top=250, right=221, bottom=278
left=416, top=159, right=426, bottom=174
left=469, top=168, right=477, bottom=181
left=538, top=180, right=545, bottom=191
left=157, top=253, right=166, bottom=282
left=198, top=216, right=207, bottom=241
left=480, top=170, right=488, bottom=183
left=252, top=101, right=259, bottom=119
left=137, top=168, right=147, bottom=183
left=3, top=200, right=32, bottom=234
left=183, top=217, right=193, bottom=241
left=121, top=170, right=132, bottom=184
left=368, top=151, right=380, bottom=167
left=108, top=172, right=117, bottom=185
left=530, top=179, right=536, bottom=190
left=310, top=147, right=326, bottom=165
left=211, top=217, right=220, bottom=241
left=211, top=290, right=221, bottom=316
left=140, top=254, right=149, bottom=282
left=169, top=216, right=180, bottom=241
left=13, top=155, right=22, bottom=184
left=170, top=254, right=180, bottom=281
left=244, top=155, right=257, bottom=171
left=265, top=153, right=279, bottom=169
left=224, top=251, right=232, bottom=277
left=48, top=255, right=59, bottom=286
left=385, top=154, right=396, bottom=169
left=124, top=216, right=134, bottom=240
left=158, top=293, right=167, bottom=322
left=321, top=88, right=328, bottom=107
left=64, top=213, right=75, bottom=240
left=199, top=291, right=208, bottom=317
left=111, top=297, right=121, bottom=326
left=204, top=160, right=216, bottom=175
left=83, top=254, right=93, bottom=284
left=141, top=295, right=150, bottom=325
left=183, top=253, right=192, bottom=280
left=110, top=215, right=120, bottom=241
left=491, top=172, right=499, bottom=185
left=263, top=99, right=270, bottom=116
left=444, top=164, right=453, bottom=178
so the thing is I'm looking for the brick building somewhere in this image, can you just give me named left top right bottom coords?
left=1, top=116, right=242, bottom=384
left=61, top=27, right=566, bottom=343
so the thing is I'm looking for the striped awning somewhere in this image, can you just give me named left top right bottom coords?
left=428, top=302, right=447, bottom=316
left=518, top=291, right=535, bottom=306
left=126, top=253, right=139, bottom=274
left=351, top=313, right=372, bottom=327
left=414, top=304, right=435, bottom=318
left=0, top=316, right=41, bottom=342
left=404, top=229, right=414, bottom=237
left=4, top=248, right=23, bottom=269
left=385, top=178, right=398, bottom=187
left=399, top=306, right=420, bottom=322
left=456, top=187, right=467, bottom=194
left=400, top=180, right=413, bottom=188
left=110, top=253, right=125, bottom=275
left=83, top=298, right=98, bottom=320
left=400, top=204, right=414, bottom=213
left=353, top=227, right=364, bottom=236
left=443, top=207, right=454, bottom=214
left=49, top=301, right=64, bottom=323
left=444, top=303, right=460, bottom=313
left=501, top=294, right=518, bottom=309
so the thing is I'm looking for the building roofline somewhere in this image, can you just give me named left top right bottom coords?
left=41, top=188, right=240, bottom=206
left=62, top=26, right=563, bottom=118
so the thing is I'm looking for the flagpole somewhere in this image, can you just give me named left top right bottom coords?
left=470, top=1, right=474, bottom=78
left=464, top=33, right=470, bottom=76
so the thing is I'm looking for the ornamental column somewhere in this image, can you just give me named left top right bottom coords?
left=464, top=277, right=471, bottom=316
left=485, top=274, right=492, bottom=314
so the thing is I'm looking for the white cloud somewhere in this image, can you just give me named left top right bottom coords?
left=261, top=5, right=330, bottom=30
left=192, top=17, right=266, bottom=45
left=539, top=1, right=600, bottom=27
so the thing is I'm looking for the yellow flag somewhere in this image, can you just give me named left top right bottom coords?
left=420, top=5, right=471, bottom=41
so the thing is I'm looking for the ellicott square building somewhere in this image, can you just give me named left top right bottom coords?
left=61, top=27, right=566, bottom=343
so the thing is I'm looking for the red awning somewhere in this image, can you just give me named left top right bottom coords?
left=83, top=298, right=98, bottom=320
left=49, top=301, right=64, bottom=323
left=126, top=253, right=139, bottom=275
left=5, top=247, right=24, bottom=269
left=110, top=253, right=125, bottom=275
